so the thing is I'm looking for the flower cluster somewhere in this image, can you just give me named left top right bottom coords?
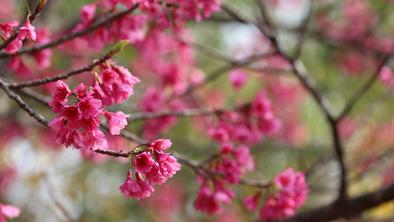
left=0, top=20, right=36, bottom=54
left=243, top=168, right=308, bottom=222
left=120, top=139, right=181, bottom=199
left=49, top=63, right=139, bottom=150
left=209, top=90, right=281, bottom=145
left=1, top=21, right=52, bottom=76
left=93, top=62, right=141, bottom=106
left=216, top=143, right=254, bottom=183
left=316, top=0, right=393, bottom=54
left=0, top=203, right=20, bottom=222
left=192, top=91, right=280, bottom=215
left=194, top=178, right=234, bottom=215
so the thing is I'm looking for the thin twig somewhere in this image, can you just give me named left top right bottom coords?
left=337, top=55, right=391, bottom=120
left=180, top=51, right=277, bottom=98
left=127, top=108, right=226, bottom=120
left=0, top=4, right=139, bottom=59
left=8, top=47, right=121, bottom=90
left=0, top=0, right=47, bottom=51
left=0, top=77, right=49, bottom=126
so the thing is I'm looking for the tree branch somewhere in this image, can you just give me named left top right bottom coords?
left=8, top=47, right=121, bottom=90
left=0, top=78, right=49, bottom=126
left=0, top=4, right=139, bottom=59
left=338, top=55, right=392, bottom=120
left=0, top=0, right=46, bottom=51
left=282, top=183, right=394, bottom=222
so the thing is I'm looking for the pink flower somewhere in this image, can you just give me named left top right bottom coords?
left=4, top=38, right=23, bottom=54
left=0, top=21, right=18, bottom=38
left=104, top=111, right=128, bottom=135
left=80, top=3, right=96, bottom=24
left=49, top=81, right=129, bottom=150
left=0, top=204, right=21, bottom=222
left=216, top=144, right=254, bottom=183
left=194, top=186, right=222, bottom=215
left=93, top=63, right=140, bottom=105
left=156, top=151, right=181, bottom=181
left=120, top=172, right=154, bottom=199
left=244, top=192, right=261, bottom=211
left=208, top=125, right=230, bottom=143
left=48, top=81, right=71, bottom=111
left=19, top=20, right=36, bottom=41
left=149, top=139, right=172, bottom=150
left=4, top=20, right=36, bottom=53
left=120, top=139, right=180, bottom=199
left=78, top=96, right=102, bottom=119
left=252, top=91, right=273, bottom=116
left=257, top=114, right=281, bottom=136
left=274, top=168, right=308, bottom=200
left=259, top=168, right=308, bottom=221
left=233, top=145, right=254, bottom=171
left=134, top=152, right=155, bottom=173
left=229, top=69, right=248, bottom=90
left=194, top=180, right=234, bottom=215
left=145, top=163, right=166, bottom=185
left=259, top=195, right=296, bottom=221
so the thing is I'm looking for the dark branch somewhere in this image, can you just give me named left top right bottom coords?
left=282, top=183, right=394, bottom=222
left=338, top=55, right=392, bottom=120
left=8, top=47, right=121, bottom=90
left=0, top=78, right=49, bottom=126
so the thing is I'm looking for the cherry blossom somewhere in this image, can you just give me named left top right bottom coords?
left=120, top=139, right=181, bottom=199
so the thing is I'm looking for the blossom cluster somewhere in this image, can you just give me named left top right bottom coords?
left=194, top=178, right=235, bottom=215
left=216, top=143, right=254, bottom=184
left=0, top=20, right=36, bottom=54
left=48, top=62, right=139, bottom=150
left=120, top=139, right=181, bottom=199
left=0, top=19, right=53, bottom=77
left=317, top=0, right=393, bottom=55
left=192, top=142, right=255, bottom=214
left=244, top=168, right=308, bottom=221
left=191, top=91, right=281, bottom=215
left=209, top=90, right=281, bottom=145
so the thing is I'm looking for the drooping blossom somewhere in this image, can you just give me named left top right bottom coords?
left=120, top=139, right=181, bottom=199
left=216, top=143, right=254, bottom=183
left=194, top=179, right=234, bottom=215
left=244, top=192, right=261, bottom=211
left=259, top=168, right=308, bottom=221
left=120, top=172, right=155, bottom=199
left=208, top=91, right=281, bottom=146
left=93, top=62, right=140, bottom=106
left=104, top=111, right=129, bottom=135
left=4, top=20, right=36, bottom=53
left=49, top=79, right=134, bottom=150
